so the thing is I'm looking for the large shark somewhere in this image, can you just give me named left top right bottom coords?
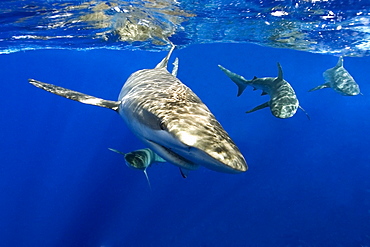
left=29, top=45, right=247, bottom=176
left=308, top=56, right=361, bottom=96
left=218, top=63, right=307, bottom=119
left=109, top=148, right=166, bottom=188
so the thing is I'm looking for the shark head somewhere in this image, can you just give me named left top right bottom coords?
left=118, top=46, right=247, bottom=174
left=270, top=95, right=299, bottom=118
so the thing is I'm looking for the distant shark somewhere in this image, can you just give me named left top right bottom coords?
left=218, top=63, right=308, bottom=119
left=308, top=56, right=361, bottom=96
left=29, top=45, right=247, bottom=177
left=109, top=148, right=166, bottom=188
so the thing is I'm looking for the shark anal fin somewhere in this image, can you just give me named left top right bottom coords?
left=308, top=83, right=330, bottom=92
left=218, top=65, right=248, bottom=97
left=246, top=102, right=269, bottom=114
left=29, top=79, right=120, bottom=111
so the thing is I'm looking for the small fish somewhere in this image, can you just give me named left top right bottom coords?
left=109, top=148, right=166, bottom=188
left=308, top=56, right=361, bottom=96
left=219, top=63, right=308, bottom=119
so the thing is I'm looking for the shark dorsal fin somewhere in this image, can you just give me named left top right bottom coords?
left=172, top=57, right=179, bottom=76
left=155, top=44, right=176, bottom=69
left=277, top=62, right=283, bottom=81
left=246, top=102, right=269, bottom=114
left=336, top=56, right=344, bottom=68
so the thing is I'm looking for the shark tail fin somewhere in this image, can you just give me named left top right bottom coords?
left=246, top=102, right=269, bottom=114
left=29, top=79, right=120, bottom=111
left=155, top=44, right=176, bottom=69
left=218, top=65, right=248, bottom=97
left=308, top=83, right=330, bottom=92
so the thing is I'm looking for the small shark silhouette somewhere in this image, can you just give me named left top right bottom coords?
left=219, top=63, right=308, bottom=119
left=308, top=56, right=361, bottom=96
left=109, top=148, right=165, bottom=189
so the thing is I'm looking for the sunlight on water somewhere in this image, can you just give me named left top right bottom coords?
left=1, top=0, right=370, bottom=55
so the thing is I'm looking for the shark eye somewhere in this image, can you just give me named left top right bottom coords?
left=160, top=121, right=166, bottom=130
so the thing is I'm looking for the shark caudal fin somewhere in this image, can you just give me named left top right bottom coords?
left=29, top=79, right=120, bottom=111
left=218, top=65, right=248, bottom=97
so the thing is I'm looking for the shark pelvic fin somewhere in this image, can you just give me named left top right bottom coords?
left=246, top=102, right=269, bottom=113
left=261, top=91, right=268, bottom=96
left=29, top=79, right=120, bottom=111
left=218, top=65, right=248, bottom=97
left=179, top=168, right=190, bottom=178
left=308, top=83, right=330, bottom=92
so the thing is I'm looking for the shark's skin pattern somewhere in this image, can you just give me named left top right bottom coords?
left=219, top=63, right=300, bottom=119
left=29, top=46, right=247, bottom=175
left=309, top=56, right=361, bottom=96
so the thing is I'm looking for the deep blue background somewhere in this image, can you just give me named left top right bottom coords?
left=0, top=43, right=369, bottom=247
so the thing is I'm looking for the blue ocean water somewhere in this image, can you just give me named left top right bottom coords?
left=1, top=1, right=370, bottom=247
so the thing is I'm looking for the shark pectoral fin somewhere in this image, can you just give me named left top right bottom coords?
left=308, top=83, right=330, bottom=92
left=298, top=106, right=310, bottom=120
left=108, top=148, right=126, bottom=156
left=218, top=65, right=248, bottom=97
left=154, top=153, right=167, bottom=163
left=172, top=57, right=179, bottom=76
left=246, top=102, right=269, bottom=114
left=143, top=168, right=152, bottom=190
left=179, top=168, right=191, bottom=178
left=29, top=79, right=120, bottom=111
left=277, top=62, right=283, bottom=80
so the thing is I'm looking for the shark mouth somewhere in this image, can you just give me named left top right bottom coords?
left=147, top=140, right=199, bottom=171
